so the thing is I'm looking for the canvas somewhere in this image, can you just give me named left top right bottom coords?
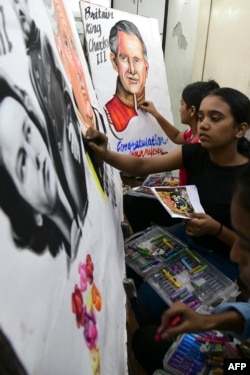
left=0, top=1, right=127, bottom=374
left=80, top=1, right=176, bottom=157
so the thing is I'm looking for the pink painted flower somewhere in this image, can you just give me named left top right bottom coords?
left=78, top=262, right=88, bottom=292
left=84, top=309, right=98, bottom=349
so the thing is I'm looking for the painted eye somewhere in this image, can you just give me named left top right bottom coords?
left=24, top=122, right=31, bottom=142
left=120, top=55, right=127, bottom=62
left=17, top=148, right=27, bottom=183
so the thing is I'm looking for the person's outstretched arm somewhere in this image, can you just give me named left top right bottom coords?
left=140, top=101, right=185, bottom=144
left=85, top=127, right=183, bottom=176
left=157, top=302, right=245, bottom=340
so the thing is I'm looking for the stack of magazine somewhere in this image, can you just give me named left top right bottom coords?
left=127, top=173, right=205, bottom=219
left=127, top=172, right=180, bottom=199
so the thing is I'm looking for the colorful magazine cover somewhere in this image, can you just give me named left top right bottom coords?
left=150, top=185, right=205, bottom=218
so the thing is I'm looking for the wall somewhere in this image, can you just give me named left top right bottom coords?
left=193, top=0, right=250, bottom=139
left=165, top=0, right=250, bottom=129
left=197, top=0, right=250, bottom=96
left=164, top=0, right=201, bottom=126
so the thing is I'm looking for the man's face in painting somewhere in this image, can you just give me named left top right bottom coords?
left=110, top=30, right=149, bottom=95
left=53, top=0, right=95, bottom=129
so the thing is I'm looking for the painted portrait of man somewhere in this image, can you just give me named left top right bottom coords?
left=81, top=3, right=175, bottom=157
left=105, top=20, right=149, bottom=133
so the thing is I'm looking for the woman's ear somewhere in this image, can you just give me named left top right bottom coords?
left=236, top=122, right=249, bottom=138
left=190, top=105, right=196, bottom=118
left=34, top=213, right=43, bottom=227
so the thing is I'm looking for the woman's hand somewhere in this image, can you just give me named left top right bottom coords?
left=185, top=213, right=221, bottom=237
left=140, top=100, right=158, bottom=117
left=157, top=302, right=208, bottom=340
left=85, top=127, right=109, bottom=160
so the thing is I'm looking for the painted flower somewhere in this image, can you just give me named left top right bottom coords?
left=78, top=262, right=88, bottom=292
left=71, top=254, right=103, bottom=374
left=86, top=254, right=94, bottom=284
left=72, top=284, right=85, bottom=328
left=92, top=283, right=102, bottom=311
left=84, top=309, right=98, bottom=349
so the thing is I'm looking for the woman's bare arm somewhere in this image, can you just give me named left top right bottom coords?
left=85, top=128, right=183, bottom=176
left=140, top=101, right=185, bottom=144
left=158, top=302, right=245, bottom=340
